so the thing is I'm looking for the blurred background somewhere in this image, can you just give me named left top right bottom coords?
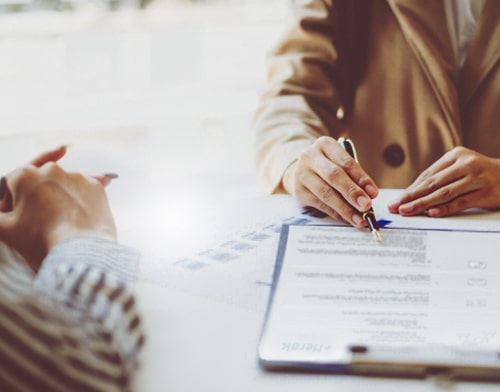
left=0, top=0, right=286, bottom=245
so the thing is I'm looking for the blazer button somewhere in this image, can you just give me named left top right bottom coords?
left=383, top=144, right=405, bottom=167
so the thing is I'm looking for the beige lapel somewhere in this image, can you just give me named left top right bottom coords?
left=459, top=0, right=500, bottom=107
left=386, top=0, right=461, bottom=143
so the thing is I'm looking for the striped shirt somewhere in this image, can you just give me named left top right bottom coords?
left=0, top=238, right=144, bottom=392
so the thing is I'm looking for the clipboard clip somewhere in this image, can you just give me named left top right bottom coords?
left=348, top=344, right=500, bottom=382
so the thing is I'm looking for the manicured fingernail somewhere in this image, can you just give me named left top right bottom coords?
left=103, top=173, right=119, bottom=179
left=365, top=184, right=377, bottom=197
left=427, top=208, right=440, bottom=217
left=399, top=203, right=414, bottom=214
left=0, top=177, right=6, bottom=199
left=357, top=195, right=371, bottom=210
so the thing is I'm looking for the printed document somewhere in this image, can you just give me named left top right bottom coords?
left=259, top=225, right=500, bottom=367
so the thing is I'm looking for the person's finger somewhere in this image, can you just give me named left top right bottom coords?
left=300, top=170, right=365, bottom=227
left=295, top=182, right=346, bottom=224
left=396, top=176, right=475, bottom=216
left=425, top=190, right=478, bottom=217
left=312, top=150, right=373, bottom=213
left=403, top=148, right=470, bottom=195
left=388, top=154, right=466, bottom=213
left=322, top=138, right=379, bottom=199
left=30, top=145, right=68, bottom=167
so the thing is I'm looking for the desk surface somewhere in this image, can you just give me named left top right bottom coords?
left=132, top=190, right=500, bottom=391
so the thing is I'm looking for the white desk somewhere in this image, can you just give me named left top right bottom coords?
left=132, top=190, right=500, bottom=391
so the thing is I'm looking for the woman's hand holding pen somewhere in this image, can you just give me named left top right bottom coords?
left=283, top=136, right=379, bottom=228
left=388, top=146, right=500, bottom=217
left=0, top=146, right=118, bottom=272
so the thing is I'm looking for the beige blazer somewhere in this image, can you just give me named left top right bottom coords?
left=254, top=0, right=500, bottom=193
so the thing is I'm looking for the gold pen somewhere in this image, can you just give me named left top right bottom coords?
left=338, top=137, right=382, bottom=242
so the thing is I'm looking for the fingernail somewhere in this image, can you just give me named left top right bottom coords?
left=0, top=177, right=6, bottom=199
left=103, top=173, right=119, bottom=179
left=399, top=203, right=414, bottom=214
left=427, top=208, right=440, bottom=217
left=357, top=195, right=371, bottom=210
left=365, top=184, right=378, bottom=198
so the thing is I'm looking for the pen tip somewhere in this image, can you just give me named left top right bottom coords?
left=373, top=230, right=382, bottom=243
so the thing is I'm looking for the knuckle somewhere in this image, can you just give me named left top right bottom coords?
left=344, top=183, right=363, bottom=204
left=453, top=146, right=467, bottom=155
left=432, top=196, right=471, bottom=217
left=419, top=169, right=432, bottom=181
left=438, top=187, right=452, bottom=200
left=298, top=149, right=313, bottom=165
left=41, top=161, right=63, bottom=177
left=338, top=153, right=356, bottom=170
left=43, top=161, right=58, bottom=171
left=315, top=136, right=331, bottom=150
left=357, top=174, right=372, bottom=188
left=423, top=177, right=438, bottom=191
left=454, top=197, right=468, bottom=210
left=319, top=185, right=335, bottom=202
left=345, top=183, right=360, bottom=199
left=19, top=165, right=37, bottom=178
left=297, top=150, right=308, bottom=161
left=325, top=165, right=342, bottom=183
left=15, top=165, right=39, bottom=185
left=447, top=146, right=461, bottom=159
left=464, top=154, right=480, bottom=168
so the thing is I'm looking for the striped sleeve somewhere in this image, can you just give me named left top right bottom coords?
left=0, top=238, right=145, bottom=392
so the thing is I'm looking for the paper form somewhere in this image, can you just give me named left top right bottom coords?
left=135, top=190, right=500, bottom=312
left=259, top=225, right=500, bottom=365
left=137, top=195, right=335, bottom=311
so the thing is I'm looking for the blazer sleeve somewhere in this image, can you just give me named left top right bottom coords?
left=253, top=0, right=343, bottom=194
left=0, top=238, right=144, bottom=392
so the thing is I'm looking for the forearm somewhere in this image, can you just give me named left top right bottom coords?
left=0, top=238, right=144, bottom=392
left=254, top=0, right=342, bottom=193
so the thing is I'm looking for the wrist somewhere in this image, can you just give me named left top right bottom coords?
left=36, top=237, right=140, bottom=287
left=49, top=228, right=117, bottom=251
left=45, top=226, right=116, bottom=261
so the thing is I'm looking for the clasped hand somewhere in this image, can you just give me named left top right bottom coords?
left=0, top=146, right=117, bottom=273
